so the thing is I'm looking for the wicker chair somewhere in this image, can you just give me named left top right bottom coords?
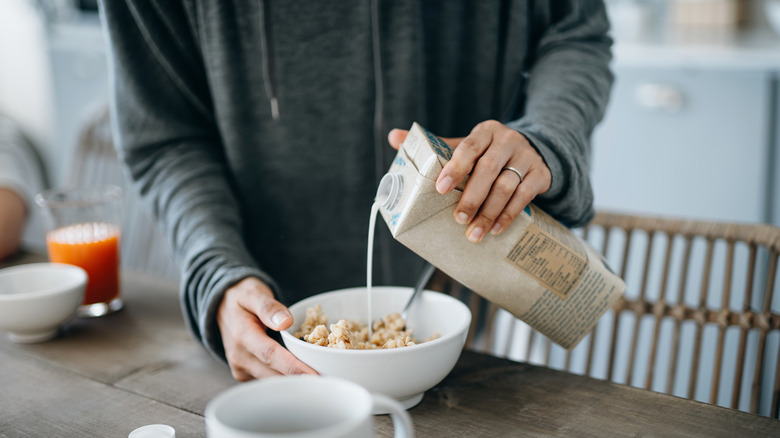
left=428, top=211, right=780, bottom=419
left=66, top=106, right=179, bottom=281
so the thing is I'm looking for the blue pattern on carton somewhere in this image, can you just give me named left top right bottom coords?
left=423, top=127, right=453, bottom=160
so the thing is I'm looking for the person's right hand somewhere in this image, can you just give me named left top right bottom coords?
left=388, top=121, right=551, bottom=243
left=217, top=276, right=317, bottom=381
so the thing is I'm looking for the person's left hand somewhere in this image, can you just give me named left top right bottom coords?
left=388, top=120, right=551, bottom=243
left=217, top=276, right=318, bottom=381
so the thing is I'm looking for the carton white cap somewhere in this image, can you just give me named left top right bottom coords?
left=128, top=424, right=175, bottom=438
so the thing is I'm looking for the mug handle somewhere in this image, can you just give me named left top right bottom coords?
left=371, top=394, right=415, bottom=438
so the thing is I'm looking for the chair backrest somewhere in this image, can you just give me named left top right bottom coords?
left=66, top=106, right=179, bottom=282
left=428, top=211, right=780, bottom=418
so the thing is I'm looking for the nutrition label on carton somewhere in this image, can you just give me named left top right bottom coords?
left=505, top=223, right=588, bottom=299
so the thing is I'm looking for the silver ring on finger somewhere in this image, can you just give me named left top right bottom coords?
left=502, top=166, right=524, bottom=184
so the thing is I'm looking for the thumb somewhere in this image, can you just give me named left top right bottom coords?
left=231, top=277, right=294, bottom=331
left=256, top=294, right=294, bottom=331
left=387, top=129, right=408, bottom=150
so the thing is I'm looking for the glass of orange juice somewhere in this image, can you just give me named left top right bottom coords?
left=35, top=185, right=123, bottom=317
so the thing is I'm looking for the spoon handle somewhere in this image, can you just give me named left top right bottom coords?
left=402, top=262, right=437, bottom=319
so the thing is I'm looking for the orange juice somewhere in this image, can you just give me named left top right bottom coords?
left=46, top=222, right=120, bottom=305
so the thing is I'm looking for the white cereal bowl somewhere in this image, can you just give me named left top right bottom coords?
left=280, top=286, right=471, bottom=412
left=0, top=263, right=87, bottom=343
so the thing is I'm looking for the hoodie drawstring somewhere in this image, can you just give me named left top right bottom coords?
left=259, top=0, right=280, bottom=120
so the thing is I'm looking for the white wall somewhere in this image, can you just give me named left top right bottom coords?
left=0, top=0, right=53, bottom=150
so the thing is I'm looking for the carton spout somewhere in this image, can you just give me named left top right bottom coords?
left=375, top=173, right=404, bottom=211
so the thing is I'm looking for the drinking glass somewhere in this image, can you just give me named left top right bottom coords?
left=35, top=185, right=123, bottom=317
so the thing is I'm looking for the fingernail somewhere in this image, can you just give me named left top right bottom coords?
left=467, top=227, right=483, bottom=243
left=436, top=176, right=453, bottom=194
left=490, top=222, right=502, bottom=235
left=455, top=212, right=469, bottom=225
left=272, top=311, right=290, bottom=327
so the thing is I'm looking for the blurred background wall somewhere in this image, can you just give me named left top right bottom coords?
left=0, top=0, right=178, bottom=278
left=595, top=0, right=780, bottom=228
left=1, top=0, right=778, bottom=226
left=0, top=0, right=105, bottom=189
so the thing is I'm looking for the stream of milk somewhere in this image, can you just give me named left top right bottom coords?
left=366, top=202, right=380, bottom=337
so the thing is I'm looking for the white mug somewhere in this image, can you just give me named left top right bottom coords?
left=205, top=375, right=414, bottom=438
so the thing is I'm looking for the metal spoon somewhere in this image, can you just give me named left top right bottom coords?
left=371, top=262, right=436, bottom=333
left=402, top=262, right=436, bottom=321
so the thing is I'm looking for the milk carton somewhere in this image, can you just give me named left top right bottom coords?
left=376, top=123, right=625, bottom=349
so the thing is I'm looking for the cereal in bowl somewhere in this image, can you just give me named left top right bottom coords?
left=293, top=304, right=435, bottom=349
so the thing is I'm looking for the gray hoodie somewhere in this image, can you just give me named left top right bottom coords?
left=99, top=0, right=613, bottom=362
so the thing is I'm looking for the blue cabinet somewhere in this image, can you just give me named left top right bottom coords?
left=591, top=65, right=776, bottom=225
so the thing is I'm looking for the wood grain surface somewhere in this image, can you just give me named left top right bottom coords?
left=1, top=256, right=778, bottom=437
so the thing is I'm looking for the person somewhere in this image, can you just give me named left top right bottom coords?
left=0, top=189, right=26, bottom=260
left=0, top=114, right=47, bottom=260
left=98, top=0, right=614, bottom=380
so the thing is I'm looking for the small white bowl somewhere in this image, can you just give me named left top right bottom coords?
left=281, top=286, right=471, bottom=412
left=0, top=263, right=87, bottom=343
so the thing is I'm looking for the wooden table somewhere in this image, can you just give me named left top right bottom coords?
left=2, top=259, right=779, bottom=437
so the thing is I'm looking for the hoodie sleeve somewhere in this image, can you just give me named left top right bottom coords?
left=99, top=0, right=276, bottom=362
left=0, top=115, right=47, bottom=252
left=506, top=0, right=614, bottom=228
left=0, top=115, right=46, bottom=215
